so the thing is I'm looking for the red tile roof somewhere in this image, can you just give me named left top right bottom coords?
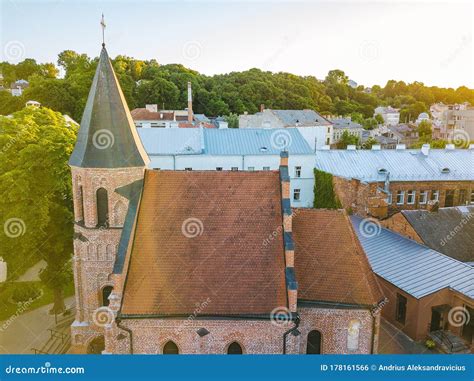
left=120, top=170, right=287, bottom=316
left=293, top=209, right=383, bottom=306
left=130, top=108, right=174, bottom=121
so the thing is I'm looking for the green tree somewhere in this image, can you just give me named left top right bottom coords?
left=336, top=130, right=360, bottom=148
left=0, top=107, right=76, bottom=313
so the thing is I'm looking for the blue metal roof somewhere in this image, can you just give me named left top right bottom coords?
left=137, top=128, right=203, bottom=155
left=351, top=216, right=474, bottom=300
left=138, top=127, right=313, bottom=156
left=203, top=128, right=313, bottom=155
left=315, top=148, right=473, bottom=182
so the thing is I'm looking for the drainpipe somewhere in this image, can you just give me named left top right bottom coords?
left=116, top=317, right=133, bottom=354
left=283, top=313, right=300, bottom=354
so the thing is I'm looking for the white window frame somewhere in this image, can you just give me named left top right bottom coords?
left=419, top=190, right=427, bottom=204
left=295, top=166, right=302, bottom=178
left=396, top=191, right=405, bottom=205
left=387, top=193, right=392, bottom=205
left=293, top=188, right=301, bottom=201
left=407, top=190, right=416, bottom=205
left=431, top=190, right=439, bottom=202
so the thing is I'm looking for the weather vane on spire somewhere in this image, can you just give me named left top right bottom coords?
left=100, top=13, right=106, bottom=47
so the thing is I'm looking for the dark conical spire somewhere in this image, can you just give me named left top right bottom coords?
left=69, top=46, right=149, bottom=168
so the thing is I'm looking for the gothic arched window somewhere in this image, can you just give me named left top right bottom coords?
left=101, top=286, right=113, bottom=307
left=78, top=185, right=85, bottom=223
left=96, top=188, right=108, bottom=227
left=306, top=330, right=322, bottom=354
left=227, top=342, right=243, bottom=354
left=163, top=341, right=179, bottom=354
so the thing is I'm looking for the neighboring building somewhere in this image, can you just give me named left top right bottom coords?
left=385, top=123, right=419, bottom=147
left=348, top=79, right=358, bottom=89
left=374, top=106, right=400, bottom=126
left=10, top=79, right=29, bottom=96
left=239, top=108, right=333, bottom=149
left=25, top=100, right=41, bottom=108
left=381, top=206, right=474, bottom=264
left=415, top=112, right=430, bottom=125
left=352, top=216, right=473, bottom=352
left=330, top=117, right=364, bottom=142
left=138, top=127, right=316, bottom=207
left=314, top=145, right=474, bottom=218
left=430, top=103, right=472, bottom=140
left=446, top=108, right=474, bottom=143
left=131, top=82, right=216, bottom=129
left=361, top=131, right=397, bottom=149
left=69, top=44, right=383, bottom=355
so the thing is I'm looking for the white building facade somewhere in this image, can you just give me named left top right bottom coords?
left=138, top=128, right=316, bottom=207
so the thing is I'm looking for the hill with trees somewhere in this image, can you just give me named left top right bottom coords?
left=1, top=51, right=474, bottom=124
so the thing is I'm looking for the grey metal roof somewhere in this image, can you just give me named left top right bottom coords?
left=402, top=206, right=474, bottom=263
left=138, top=127, right=313, bottom=156
left=138, top=128, right=203, bottom=155
left=351, top=216, right=474, bottom=300
left=203, top=128, right=313, bottom=155
left=271, top=109, right=331, bottom=127
left=69, top=46, right=149, bottom=168
left=315, top=148, right=474, bottom=182
left=330, top=118, right=363, bottom=130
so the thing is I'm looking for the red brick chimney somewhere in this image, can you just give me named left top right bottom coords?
left=187, top=81, right=193, bottom=123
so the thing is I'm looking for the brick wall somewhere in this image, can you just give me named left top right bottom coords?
left=70, top=166, right=145, bottom=352
left=332, top=175, right=473, bottom=218
left=100, top=305, right=377, bottom=354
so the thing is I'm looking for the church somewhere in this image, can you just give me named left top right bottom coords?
left=68, top=43, right=384, bottom=354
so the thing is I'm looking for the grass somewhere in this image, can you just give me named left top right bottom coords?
left=0, top=280, right=74, bottom=322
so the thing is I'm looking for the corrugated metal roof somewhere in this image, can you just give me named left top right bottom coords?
left=271, top=109, right=331, bottom=126
left=137, top=128, right=203, bottom=155
left=351, top=216, right=474, bottom=300
left=138, top=127, right=313, bottom=156
left=315, top=149, right=473, bottom=182
left=203, top=128, right=313, bottom=155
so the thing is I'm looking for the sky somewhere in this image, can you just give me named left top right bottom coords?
left=1, top=0, right=473, bottom=88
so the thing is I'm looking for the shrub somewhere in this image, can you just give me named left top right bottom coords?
left=11, top=283, right=41, bottom=303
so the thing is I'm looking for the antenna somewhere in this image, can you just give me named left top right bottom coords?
left=100, top=14, right=106, bottom=47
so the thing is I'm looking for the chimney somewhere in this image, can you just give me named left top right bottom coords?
left=421, top=144, right=430, bottom=156
left=347, top=145, right=357, bottom=150
left=427, top=200, right=439, bottom=212
left=279, top=151, right=297, bottom=312
left=145, top=104, right=158, bottom=113
left=187, top=82, right=193, bottom=123
left=395, top=144, right=406, bottom=150
left=260, top=104, right=265, bottom=112
left=445, top=144, right=455, bottom=150
left=371, top=145, right=381, bottom=150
